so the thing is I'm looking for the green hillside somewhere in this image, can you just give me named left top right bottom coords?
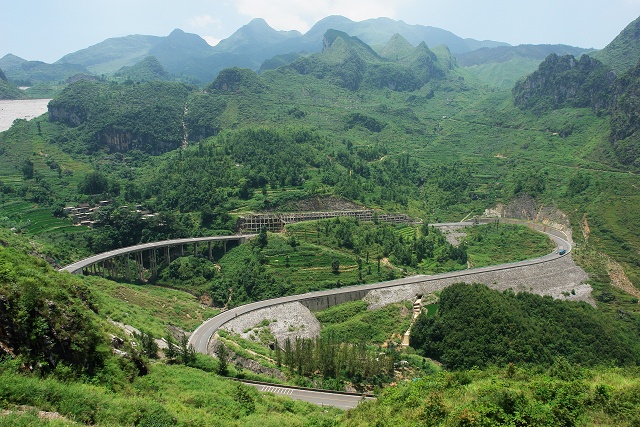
left=55, top=34, right=162, bottom=75
left=2, top=16, right=640, bottom=424
left=457, top=44, right=592, bottom=89
left=113, top=56, right=171, bottom=82
left=0, top=54, right=89, bottom=85
left=0, top=231, right=342, bottom=426
left=593, top=15, right=640, bottom=74
left=0, top=68, right=25, bottom=99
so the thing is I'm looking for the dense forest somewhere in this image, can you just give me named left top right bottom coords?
left=410, top=283, right=640, bottom=370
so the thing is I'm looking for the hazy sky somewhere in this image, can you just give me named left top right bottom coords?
left=2, top=0, right=639, bottom=63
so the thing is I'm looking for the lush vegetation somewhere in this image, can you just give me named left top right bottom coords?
left=1, top=16, right=640, bottom=424
left=463, top=223, right=554, bottom=267
left=0, top=359, right=343, bottom=426
left=0, top=68, right=25, bottom=99
left=410, top=283, right=640, bottom=370
left=315, top=300, right=413, bottom=344
left=344, top=364, right=640, bottom=427
left=113, top=56, right=171, bottom=83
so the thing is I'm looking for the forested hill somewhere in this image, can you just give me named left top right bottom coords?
left=113, top=56, right=171, bottom=82
left=410, top=283, right=640, bottom=370
left=593, top=15, right=640, bottom=74
left=512, top=53, right=615, bottom=114
left=45, top=30, right=455, bottom=156
left=47, top=80, right=192, bottom=154
left=0, top=67, right=25, bottom=99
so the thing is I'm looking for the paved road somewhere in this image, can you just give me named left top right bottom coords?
left=189, top=223, right=571, bottom=354
left=188, top=222, right=571, bottom=409
left=61, top=220, right=571, bottom=409
left=240, top=380, right=374, bottom=410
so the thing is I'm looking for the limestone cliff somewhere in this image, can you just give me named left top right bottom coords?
left=513, top=53, right=616, bottom=115
left=610, top=58, right=640, bottom=167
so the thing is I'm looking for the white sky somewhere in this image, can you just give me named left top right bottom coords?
left=1, top=0, right=639, bottom=63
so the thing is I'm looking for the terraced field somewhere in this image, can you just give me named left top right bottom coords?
left=0, top=200, right=83, bottom=234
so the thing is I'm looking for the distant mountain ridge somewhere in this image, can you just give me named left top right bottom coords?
left=0, top=67, right=26, bottom=99
left=2, top=14, right=637, bottom=88
left=1, top=16, right=511, bottom=84
left=0, top=53, right=89, bottom=85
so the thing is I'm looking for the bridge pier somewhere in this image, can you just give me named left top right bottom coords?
left=165, top=246, right=171, bottom=265
left=150, top=249, right=158, bottom=278
left=61, top=235, right=256, bottom=279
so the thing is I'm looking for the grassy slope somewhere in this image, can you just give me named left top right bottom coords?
left=0, top=361, right=342, bottom=426
left=342, top=365, right=640, bottom=426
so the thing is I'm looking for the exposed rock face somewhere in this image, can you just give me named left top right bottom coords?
left=610, top=58, right=640, bottom=167
left=221, top=301, right=321, bottom=342
left=97, top=129, right=179, bottom=154
left=48, top=105, right=84, bottom=126
left=513, top=53, right=616, bottom=115
left=483, top=194, right=571, bottom=236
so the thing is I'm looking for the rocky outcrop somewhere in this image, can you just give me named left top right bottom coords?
left=483, top=194, right=571, bottom=236
left=513, top=53, right=616, bottom=115
left=98, top=129, right=179, bottom=154
left=609, top=58, right=640, bottom=167
left=48, top=105, right=84, bottom=126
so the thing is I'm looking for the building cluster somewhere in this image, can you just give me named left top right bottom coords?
left=64, top=201, right=156, bottom=227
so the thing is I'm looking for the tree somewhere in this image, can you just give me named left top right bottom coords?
left=21, top=159, right=34, bottom=180
left=134, top=330, right=159, bottom=359
left=331, top=259, right=340, bottom=274
left=179, top=333, right=196, bottom=365
left=214, top=341, right=229, bottom=375
left=256, top=226, right=268, bottom=248
left=165, top=333, right=177, bottom=360
left=78, top=171, right=109, bottom=195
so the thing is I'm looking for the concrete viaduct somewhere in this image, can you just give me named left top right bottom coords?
left=189, top=219, right=579, bottom=354
left=59, top=235, right=255, bottom=280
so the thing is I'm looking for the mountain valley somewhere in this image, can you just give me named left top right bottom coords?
left=1, top=13, right=640, bottom=427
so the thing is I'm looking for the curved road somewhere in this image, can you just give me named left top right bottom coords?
left=238, top=380, right=375, bottom=409
left=189, top=222, right=571, bottom=354
left=60, top=235, right=255, bottom=274
left=61, top=220, right=571, bottom=409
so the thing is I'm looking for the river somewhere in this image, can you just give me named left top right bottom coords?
left=0, top=99, right=51, bottom=132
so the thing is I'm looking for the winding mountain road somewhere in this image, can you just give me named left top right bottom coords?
left=189, top=223, right=571, bottom=354
left=60, top=219, right=573, bottom=409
